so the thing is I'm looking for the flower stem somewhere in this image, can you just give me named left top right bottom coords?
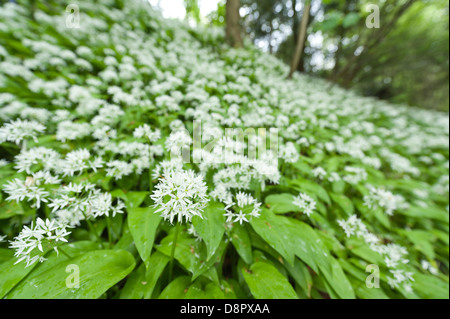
left=106, top=216, right=113, bottom=248
left=168, top=222, right=181, bottom=282
left=82, top=211, right=104, bottom=248
left=58, top=246, right=73, bottom=259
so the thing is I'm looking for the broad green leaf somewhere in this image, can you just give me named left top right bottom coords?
left=128, top=207, right=162, bottom=269
left=0, top=248, right=14, bottom=264
left=156, top=231, right=227, bottom=280
left=250, top=209, right=295, bottom=265
left=185, top=278, right=226, bottom=299
left=120, top=251, right=170, bottom=299
left=284, top=258, right=313, bottom=298
left=285, top=218, right=332, bottom=274
left=120, top=263, right=147, bottom=299
left=265, top=193, right=298, bottom=214
left=143, top=251, right=170, bottom=299
left=158, top=276, right=191, bottom=299
left=228, top=225, right=253, bottom=264
left=330, top=193, right=355, bottom=216
left=242, top=261, right=297, bottom=299
left=0, top=257, right=38, bottom=298
left=192, top=201, right=225, bottom=261
left=320, top=257, right=356, bottom=299
left=7, top=250, right=135, bottom=299
left=400, top=206, right=449, bottom=224
left=111, top=190, right=149, bottom=208
left=413, top=273, right=449, bottom=299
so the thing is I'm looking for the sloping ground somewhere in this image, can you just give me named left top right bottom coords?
left=0, top=0, right=448, bottom=299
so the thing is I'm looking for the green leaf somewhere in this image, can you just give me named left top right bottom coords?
left=120, top=251, right=170, bottom=299
left=413, top=273, right=449, bottom=299
left=330, top=193, right=355, bottom=216
left=0, top=201, right=26, bottom=220
left=0, top=258, right=38, bottom=298
left=185, top=278, right=226, bottom=299
left=265, top=193, right=298, bottom=214
left=156, top=230, right=226, bottom=280
left=242, top=261, right=297, bottom=299
left=158, top=276, right=191, bottom=299
left=342, top=12, right=361, bottom=28
left=0, top=248, right=14, bottom=264
left=128, top=207, right=162, bottom=269
left=111, top=190, right=149, bottom=208
left=229, top=225, right=253, bottom=264
left=192, top=201, right=225, bottom=261
left=250, top=209, right=295, bottom=265
left=143, top=251, right=170, bottom=299
left=320, top=257, right=356, bottom=299
left=7, top=250, right=135, bottom=299
left=284, top=218, right=332, bottom=274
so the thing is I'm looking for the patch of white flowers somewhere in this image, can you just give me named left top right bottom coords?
left=364, top=186, right=410, bottom=216
left=293, top=193, right=316, bottom=217
left=0, top=119, right=45, bottom=145
left=151, top=169, right=209, bottom=224
left=338, top=215, right=415, bottom=292
left=9, top=218, right=71, bottom=267
left=224, top=192, right=262, bottom=225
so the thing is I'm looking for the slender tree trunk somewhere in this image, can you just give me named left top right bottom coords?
left=226, top=0, right=243, bottom=48
left=292, top=0, right=299, bottom=45
left=288, top=1, right=311, bottom=79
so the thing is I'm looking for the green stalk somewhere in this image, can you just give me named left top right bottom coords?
left=168, top=221, right=181, bottom=282
left=106, top=216, right=113, bottom=248
left=82, top=211, right=104, bottom=248
left=58, top=246, right=73, bottom=260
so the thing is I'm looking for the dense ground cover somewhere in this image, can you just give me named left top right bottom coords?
left=0, top=0, right=448, bottom=299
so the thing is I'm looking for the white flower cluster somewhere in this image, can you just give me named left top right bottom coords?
left=9, top=218, right=71, bottom=267
left=151, top=169, right=209, bottom=224
left=338, top=215, right=414, bottom=292
left=364, top=186, right=409, bottom=216
left=49, top=183, right=125, bottom=227
left=224, top=192, right=262, bottom=225
left=293, top=193, right=316, bottom=217
left=0, top=119, right=45, bottom=145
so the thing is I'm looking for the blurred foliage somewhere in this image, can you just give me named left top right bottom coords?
left=228, top=0, right=449, bottom=112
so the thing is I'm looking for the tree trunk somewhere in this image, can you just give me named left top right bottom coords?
left=226, top=0, right=243, bottom=48
left=288, top=1, right=311, bottom=79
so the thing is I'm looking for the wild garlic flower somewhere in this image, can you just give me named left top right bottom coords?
left=338, top=215, right=413, bottom=291
left=364, top=186, right=409, bottom=216
left=387, top=269, right=415, bottom=291
left=0, top=235, right=6, bottom=243
left=59, top=148, right=104, bottom=177
left=14, top=147, right=61, bottom=174
left=338, top=215, right=370, bottom=238
left=421, top=260, right=439, bottom=275
left=224, top=192, right=262, bottom=225
left=279, top=142, right=300, bottom=163
left=343, top=166, right=368, bottom=184
left=0, top=119, right=45, bottom=145
left=9, top=218, right=71, bottom=267
left=133, top=124, right=161, bottom=142
left=49, top=183, right=125, bottom=226
left=312, top=167, right=327, bottom=180
left=3, top=177, right=50, bottom=209
left=151, top=169, right=209, bottom=224
left=293, top=193, right=316, bottom=217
